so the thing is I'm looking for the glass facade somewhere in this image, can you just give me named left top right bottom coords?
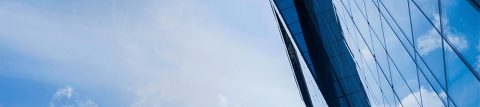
left=272, top=0, right=480, bottom=107
left=271, top=0, right=370, bottom=106
left=470, top=0, right=480, bottom=12
left=332, top=0, right=480, bottom=106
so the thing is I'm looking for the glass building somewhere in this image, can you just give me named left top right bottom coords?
left=271, top=0, right=480, bottom=107
left=271, top=0, right=370, bottom=106
left=470, top=0, right=480, bottom=12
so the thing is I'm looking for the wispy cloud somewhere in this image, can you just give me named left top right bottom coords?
left=360, top=47, right=374, bottom=63
left=217, top=94, right=240, bottom=107
left=400, top=87, right=443, bottom=107
left=417, top=14, right=468, bottom=56
left=0, top=0, right=302, bottom=106
left=50, top=86, right=98, bottom=107
left=417, top=29, right=468, bottom=55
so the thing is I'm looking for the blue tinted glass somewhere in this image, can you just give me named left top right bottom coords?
left=280, top=7, right=299, bottom=23
left=288, top=22, right=302, bottom=35
left=274, top=0, right=294, bottom=9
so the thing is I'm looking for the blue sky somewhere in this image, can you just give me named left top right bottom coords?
left=0, top=0, right=479, bottom=107
left=0, top=0, right=305, bottom=107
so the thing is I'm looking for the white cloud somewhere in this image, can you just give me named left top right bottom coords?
left=399, top=87, right=443, bottom=107
left=417, top=29, right=468, bottom=55
left=417, top=14, right=468, bottom=56
left=50, top=86, right=98, bottom=107
left=361, top=47, right=374, bottom=63
left=52, top=86, right=74, bottom=99
left=0, top=0, right=303, bottom=107
left=417, top=29, right=440, bottom=56
left=217, top=94, right=228, bottom=107
left=217, top=94, right=240, bottom=107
